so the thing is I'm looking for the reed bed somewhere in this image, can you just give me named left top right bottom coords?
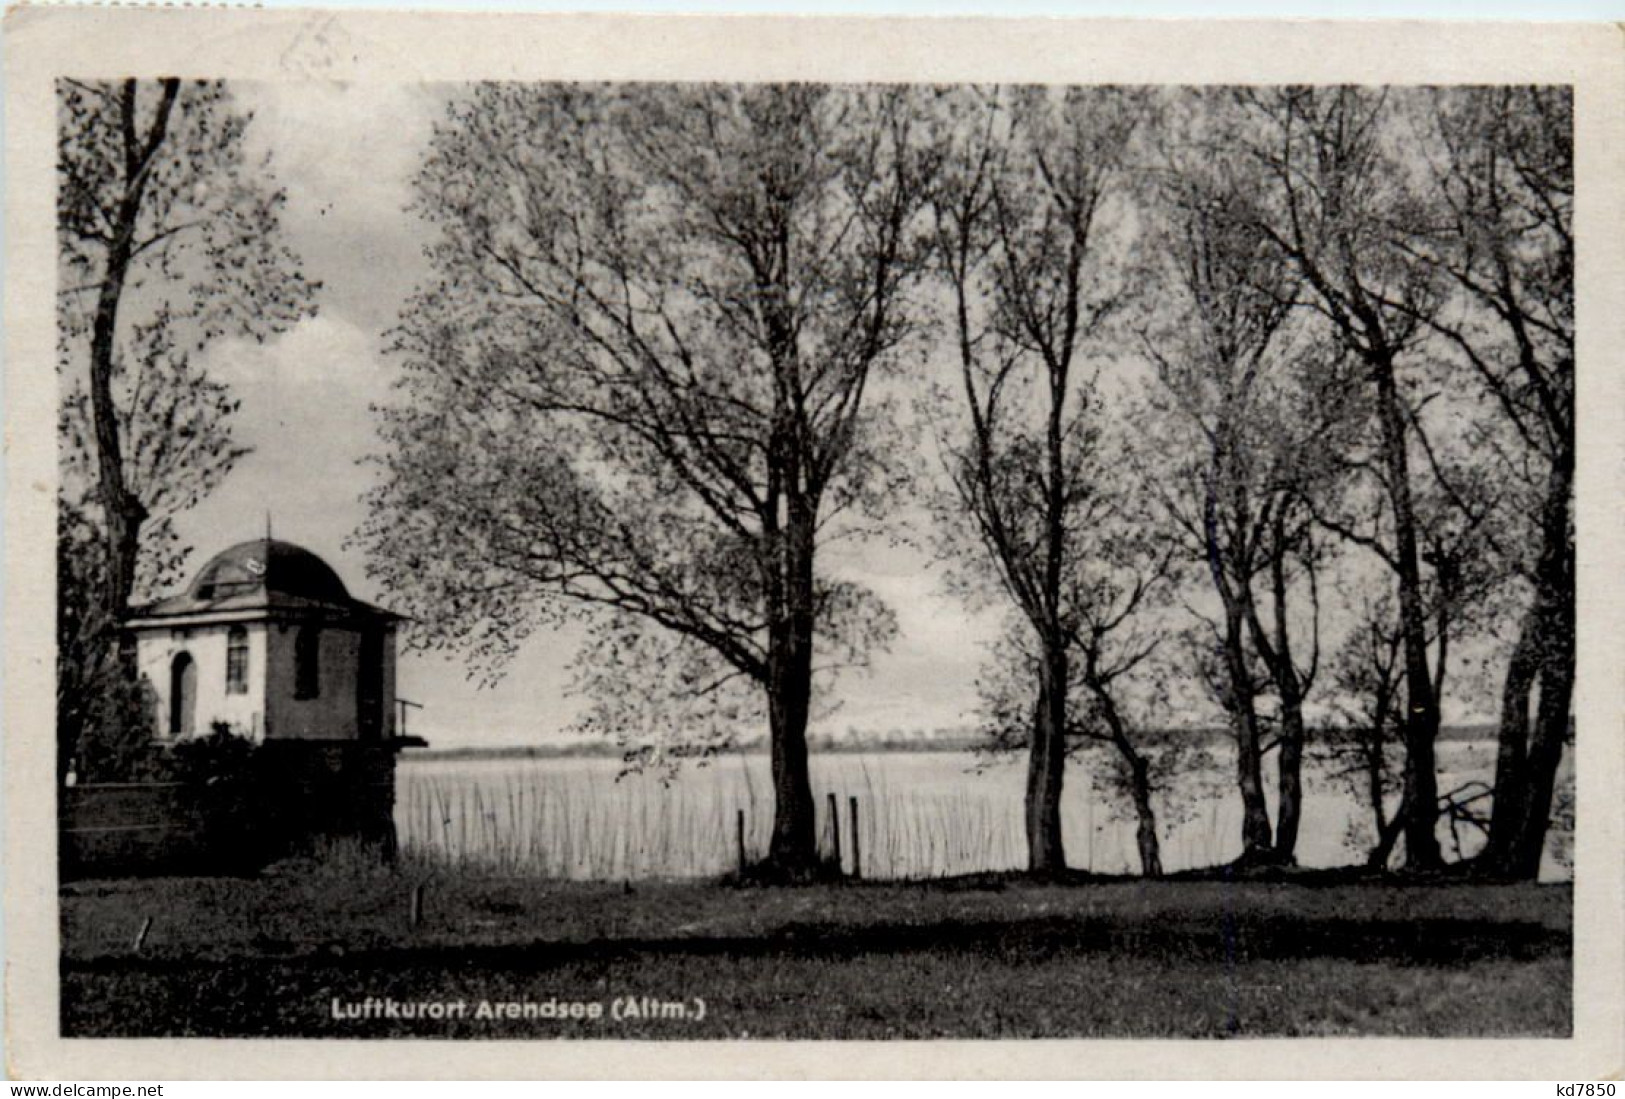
left=396, top=753, right=1044, bottom=881
left=401, top=765, right=749, bottom=879
left=394, top=743, right=1572, bottom=882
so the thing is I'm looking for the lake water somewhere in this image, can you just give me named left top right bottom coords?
left=395, top=743, right=1573, bottom=882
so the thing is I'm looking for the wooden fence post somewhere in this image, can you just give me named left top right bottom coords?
left=849, top=796, right=861, bottom=880
left=133, top=916, right=153, bottom=953
left=409, top=882, right=425, bottom=928
left=736, top=808, right=747, bottom=876
left=827, top=792, right=842, bottom=874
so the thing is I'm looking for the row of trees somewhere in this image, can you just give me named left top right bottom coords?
left=54, top=81, right=1571, bottom=884
left=359, top=83, right=1573, bottom=881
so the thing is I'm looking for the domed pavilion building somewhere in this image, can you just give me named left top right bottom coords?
left=128, top=539, right=404, bottom=745
left=53, top=540, right=423, bottom=876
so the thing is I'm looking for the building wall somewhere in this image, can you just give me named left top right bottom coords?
left=135, top=616, right=398, bottom=743
left=382, top=626, right=398, bottom=739
left=264, top=622, right=364, bottom=740
left=134, top=622, right=268, bottom=742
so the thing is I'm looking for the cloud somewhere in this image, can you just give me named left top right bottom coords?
left=173, top=80, right=445, bottom=574
left=176, top=313, right=394, bottom=585
left=820, top=540, right=1003, bottom=734
left=236, top=80, right=443, bottom=332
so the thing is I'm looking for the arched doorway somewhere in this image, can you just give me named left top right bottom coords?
left=169, top=652, right=197, bottom=737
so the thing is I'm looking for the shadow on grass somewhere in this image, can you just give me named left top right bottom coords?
left=65, top=912, right=1568, bottom=976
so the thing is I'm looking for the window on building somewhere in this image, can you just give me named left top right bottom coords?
left=226, top=626, right=249, bottom=695
left=295, top=625, right=321, bottom=700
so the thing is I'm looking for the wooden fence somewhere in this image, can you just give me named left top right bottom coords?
left=59, top=782, right=203, bottom=877
left=60, top=742, right=402, bottom=879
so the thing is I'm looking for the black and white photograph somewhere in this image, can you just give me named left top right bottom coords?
left=6, top=8, right=1624, bottom=1080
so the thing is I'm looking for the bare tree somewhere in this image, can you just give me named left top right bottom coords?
left=925, top=87, right=1150, bottom=874
left=1065, top=521, right=1180, bottom=878
left=56, top=78, right=316, bottom=777
left=1324, top=592, right=1406, bottom=863
left=1408, top=88, right=1574, bottom=879
left=1137, top=106, right=1359, bottom=864
left=973, top=520, right=1183, bottom=882
left=358, top=84, right=935, bottom=878
left=58, top=78, right=316, bottom=617
left=1322, top=436, right=1513, bottom=870
left=1224, top=87, right=1450, bottom=870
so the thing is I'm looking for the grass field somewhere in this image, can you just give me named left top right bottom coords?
left=60, top=862, right=1571, bottom=1039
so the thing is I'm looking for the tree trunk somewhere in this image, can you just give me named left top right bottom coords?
left=1251, top=527, right=1306, bottom=864
left=76, top=80, right=174, bottom=789
left=1025, top=648, right=1068, bottom=875
left=763, top=504, right=820, bottom=878
left=1089, top=676, right=1159, bottom=877
left=1484, top=604, right=1539, bottom=869
left=89, top=183, right=144, bottom=623
left=1488, top=452, right=1574, bottom=879
left=1371, top=353, right=1443, bottom=870
left=1222, top=608, right=1273, bottom=857
left=765, top=669, right=817, bottom=875
left=88, top=79, right=177, bottom=624
left=1366, top=793, right=1406, bottom=870
left=1205, top=446, right=1271, bottom=859
left=1128, top=756, right=1163, bottom=878
left=1273, top=690, right=1306, bottom=863
left=1507, top=633, right=1572, bottom=876
left=1362, top=670, right=1395, bottom=853
left=1366, top=731, right=1389, bottom=842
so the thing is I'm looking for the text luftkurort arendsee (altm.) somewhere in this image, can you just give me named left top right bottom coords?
left=330, top=995, right=705, bottom=1023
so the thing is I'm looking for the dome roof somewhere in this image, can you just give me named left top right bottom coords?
left=190, top=539, right=350, bottom=603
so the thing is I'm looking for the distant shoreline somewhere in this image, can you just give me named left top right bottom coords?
left=400, top=724, right=1499, bottom=762
left=400, top=738, right=987, bottom=762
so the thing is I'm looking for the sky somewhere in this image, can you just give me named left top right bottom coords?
left=173, top=81, right=1005, bottom=749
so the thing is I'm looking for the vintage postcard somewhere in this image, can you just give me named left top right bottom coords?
left=5, top=7, right=1623, bottom=1080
